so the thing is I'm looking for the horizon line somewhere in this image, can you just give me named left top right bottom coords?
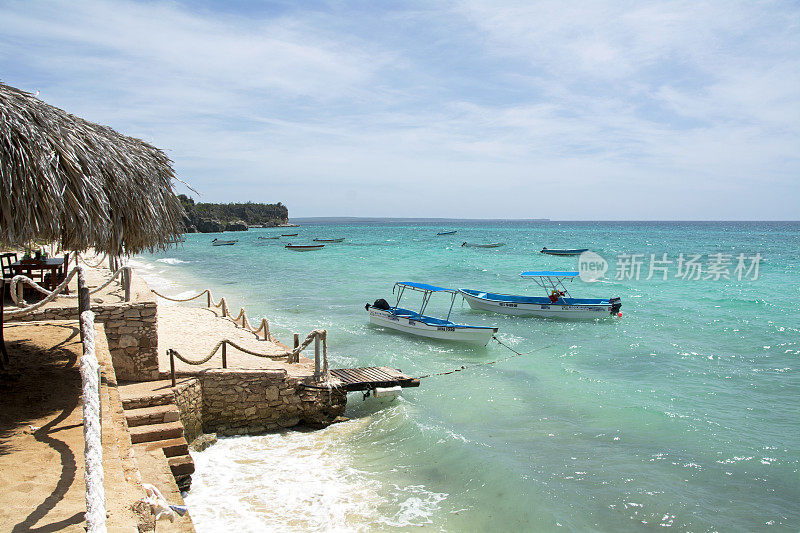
left=289, top=217, right=800, bottom=222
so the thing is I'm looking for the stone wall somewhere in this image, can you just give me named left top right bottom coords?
left=196, top=369, right=346, bottom=436
left=6, top=271, right=160, bottom=381
left=173, top=378, right=203, bottom=443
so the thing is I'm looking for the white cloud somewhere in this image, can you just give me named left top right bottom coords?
left=0, top=0, right=797, bottom=219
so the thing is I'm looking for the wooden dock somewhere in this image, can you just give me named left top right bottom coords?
left=327, top=366, right=420, bottom=392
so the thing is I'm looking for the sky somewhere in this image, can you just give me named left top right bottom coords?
left=1, top=0, right=798, bottom=220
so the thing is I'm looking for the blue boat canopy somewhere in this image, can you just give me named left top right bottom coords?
left=396, top=281, right=455, bottom=292
left=520, top=271, right=580, bottom=278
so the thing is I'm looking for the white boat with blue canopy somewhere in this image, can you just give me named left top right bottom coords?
left=458, top=271, right=622, bottom=319
left=366, top=282, right=498, bottom=345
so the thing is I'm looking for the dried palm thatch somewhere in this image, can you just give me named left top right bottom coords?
left=0, top=81, right=184, bottom=255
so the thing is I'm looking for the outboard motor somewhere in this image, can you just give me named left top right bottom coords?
left=609, top=297, right=622, bottom=315
left=366, top=298, right=391, bottom=311
left=372, top=298, right=391, bottom=310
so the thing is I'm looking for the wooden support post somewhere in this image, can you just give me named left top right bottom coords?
left=169, top=350, right=176, bottom=387
left=207, top=290, right=211, bottom=308
left=16, top=279, right=24, bottom=306
left=293, top=333, right=300, bottom=363
left=221, top=341, right=227, bottom=369
left=123, top=267, right=131, bottom=302
left=314, top=335, right=321, bottom=379
left=77, top=267, right=90, bottom=345
left=0, top=280, right=7, bottom=369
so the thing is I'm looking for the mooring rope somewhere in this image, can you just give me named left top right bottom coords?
left=415, top=336, right=555, bottom=380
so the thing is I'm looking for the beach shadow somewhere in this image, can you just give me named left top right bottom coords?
left=11, top=401, right=80, bottom=533
left=0, top=323, right=85, bottom=531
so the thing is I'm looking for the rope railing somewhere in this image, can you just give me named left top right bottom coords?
left=7, top=265, right=133, bottom=313
left=79, top=253, right=109, bottom=269
left=167, top=329, right=329, bottom=386
left=150, top=288, right=272, bottom=342
left=76, top=266, right=106, bottom=532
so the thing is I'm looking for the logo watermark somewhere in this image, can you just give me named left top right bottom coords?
left=578, top=251, right=608, bottom=282
left=576, top=252, right=763, bottom=282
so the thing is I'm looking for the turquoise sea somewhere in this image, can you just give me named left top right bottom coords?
left=134, top=220, right=799, bottom=532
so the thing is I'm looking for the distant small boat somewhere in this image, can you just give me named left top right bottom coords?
left=285, top=244, right=324, bottom=251
left=461, top=242, right=505, bottom=248
left=313, top=238, right=344, bottom=243
left=540, top=247, right=588, bottom=256
left=258, top=236, right=280, bottom=240
left=212, top=238, right=238, bottom=246
left=437, top=230, right=457, bottom=235
left=281, top=233, right=299, bottom=237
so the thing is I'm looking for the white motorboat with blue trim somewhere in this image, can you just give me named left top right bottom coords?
left=458, top=271, right=622, bottom=319
left=366, top=282, right=498, bottom=345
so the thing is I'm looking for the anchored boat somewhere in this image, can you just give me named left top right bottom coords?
left=313, top=238, right=344, bottom=243
left=437, top=230, right=457, bottom=235
left=285, top=244, right=324, bottom=251
left=366, top=282, right=498, bottom=345
left=461, top=242, right=505, bottom=248
left=281, top=233, right=299, bottom=237
left=211, top=238, right=238, bottom=246
left=540, top=247, right=588, bottom=256
left=459, top=271, right=622, bottom=319
left=258, top=236, right=280, bottom=240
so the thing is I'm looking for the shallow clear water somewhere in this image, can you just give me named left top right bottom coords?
left=135, top=221, right=799, bottom=532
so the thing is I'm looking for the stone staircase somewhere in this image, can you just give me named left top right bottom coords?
left=121, top=385, right=195, bottom=491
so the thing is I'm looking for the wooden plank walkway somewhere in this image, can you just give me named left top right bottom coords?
left=328, top=366, right=420, bottom=392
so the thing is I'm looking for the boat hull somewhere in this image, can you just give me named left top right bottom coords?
left=286, top=245, right=324, bottom=251
left=367, top=308, right=496, bottom=345
left=459, top=289, right=618, bottom=319
left=540, top=248, right=588, bottom=256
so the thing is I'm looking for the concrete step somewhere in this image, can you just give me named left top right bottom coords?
left=129, top=421, right=184, bottom=444
left=121, top=391, right=173, bottom=410
left=168, top=454, right=196, bottom=477
left=125, top=404, right=180, bottom=427
left=135, top=437, right=190, bottom=458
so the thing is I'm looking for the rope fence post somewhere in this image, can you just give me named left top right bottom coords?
left=123, top=267, right=131, bottom=302
left=221, top=341, right=227, bottom=369
left=314, top=334, right=321, bottom=380
left=293, top=333, right=300, bottom=363
left=169, top=349, right=176, bottom=387
left=206, top=290, right=211, bottom=308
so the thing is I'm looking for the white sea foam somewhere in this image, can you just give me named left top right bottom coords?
left=185, top=420, right=446, bottom=532
left=156, top=257, right=190, bottom=265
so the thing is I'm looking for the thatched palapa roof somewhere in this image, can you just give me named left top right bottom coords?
left=0, top=81, right=184, bottom=255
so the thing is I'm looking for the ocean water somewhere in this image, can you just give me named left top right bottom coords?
left=134, top=221, right=799, bottom=532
